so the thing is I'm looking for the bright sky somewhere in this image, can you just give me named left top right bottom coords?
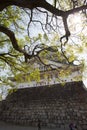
left=68, top=13, right=87, bottom=88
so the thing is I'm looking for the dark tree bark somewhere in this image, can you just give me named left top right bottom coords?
left=0, top=0, right=87, bottom=16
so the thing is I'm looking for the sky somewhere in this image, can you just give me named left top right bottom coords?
left=67, top=13, right=87, bottom=88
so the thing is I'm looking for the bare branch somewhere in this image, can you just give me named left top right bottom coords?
left=60, top=16, right=70, bottom=44
left=0, top=52, right=18, bottom=57
left=27, top=9, right=33, bottom=36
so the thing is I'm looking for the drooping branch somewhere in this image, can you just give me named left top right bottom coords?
left=27, top=9, right=33, bottom=36
left=0, top=25, right=32, bottom=62
left=60, top=16, right=71, bottom=44
left=0, top=25, right=23, bottom=53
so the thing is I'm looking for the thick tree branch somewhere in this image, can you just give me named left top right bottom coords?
left=60, top=16, right=70, bottom=44
left=66, top=5, right=87, bottom=15
left=0, top=0, right=38, bottom=11
left=0, top=25, right=22, bottom=52
left=0, top=25, right=33, bottom=62
left=0, top=0, right=65, bottom=16
left=0, top=0, right=87, bottom=17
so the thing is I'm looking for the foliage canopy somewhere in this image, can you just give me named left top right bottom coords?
left=0, top=0, right=87, bottom=89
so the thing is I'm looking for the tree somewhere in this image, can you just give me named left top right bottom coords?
left=0, top=0, right=87, bottom=86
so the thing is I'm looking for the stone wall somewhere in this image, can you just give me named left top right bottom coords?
left=0, top=81, right=87, bottom=130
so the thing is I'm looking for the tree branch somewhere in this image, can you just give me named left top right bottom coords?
left=0, top=25, right=22, bottom=52
left=66, top=5, right=87, bottom=15
left=0, top=52, right=18, bottom=57
left=0, top=0, right=87, bottom=16
left=60, top=16, right=70, bottom=44
left=0, top=25, right=33, bottom=62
